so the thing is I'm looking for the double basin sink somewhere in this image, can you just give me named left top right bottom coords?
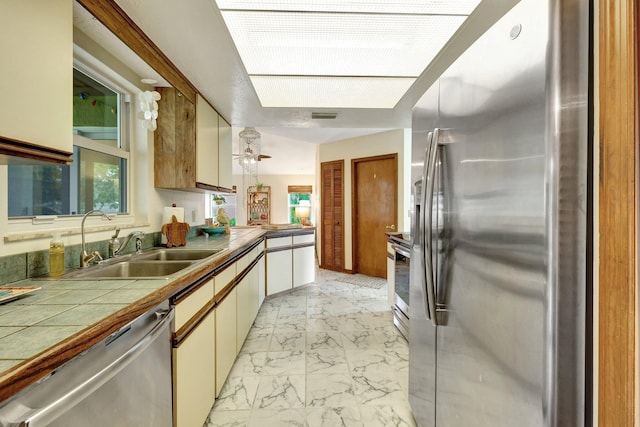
left=60, top=248, right=226, bottom=280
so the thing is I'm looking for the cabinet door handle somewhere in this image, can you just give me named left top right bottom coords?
left=385, top=224, right=396, bottom=230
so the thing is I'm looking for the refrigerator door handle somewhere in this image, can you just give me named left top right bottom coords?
left=419, top=131, right=434, bottom=321
left=425, top=127, right=441, bottom=327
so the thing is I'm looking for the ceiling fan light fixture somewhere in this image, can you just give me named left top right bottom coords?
left=238, top=126, right=263, bottom=167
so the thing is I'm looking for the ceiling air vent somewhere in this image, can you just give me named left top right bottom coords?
left=312, top=112, right=338, bottom=120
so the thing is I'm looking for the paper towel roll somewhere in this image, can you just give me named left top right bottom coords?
left=162, top=206, right=184, bottom=225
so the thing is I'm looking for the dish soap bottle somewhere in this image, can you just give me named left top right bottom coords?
left=49, top=233, right=65, bottom=277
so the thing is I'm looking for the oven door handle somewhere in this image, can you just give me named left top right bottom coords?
left=391, top=243, right=411, bottom=258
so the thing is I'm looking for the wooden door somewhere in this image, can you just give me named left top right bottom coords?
left=352, top=154, right=397, bottom=278
left=320, top=160, right=344, bottom=271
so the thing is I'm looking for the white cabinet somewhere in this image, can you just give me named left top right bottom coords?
left=294, top=245, right=316, bottom=287
left=196, top=95, right=219, bottom=187
left=171, top=242, right=267, bottom=418
left=215, top=288, right=237, bottom=397
left=174, top=279, right=214, bottom=330
left=236, top=274, right=253, bottom=351
left=218, top=117, right=233, bottom=189
left=267, top=249, right=293, bottom=295
left=236, top=248, right=261, bottom=351
left=293, top=234, right=316, bottom=287
left=214, top=262, right=237, bottom=397
left=266, top=233, right=315, bottom=295
left=173, top=310, right=215, bottom=427
left=257, top=245, right=266, bottom=307
left=172, top=279, right=215, bottom=427
left=0, top=0, right=72, bottom=156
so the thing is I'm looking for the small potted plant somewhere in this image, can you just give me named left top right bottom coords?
left=213, top=194, right=226, bottom=205
left=256, top=182, right=264, bottom=191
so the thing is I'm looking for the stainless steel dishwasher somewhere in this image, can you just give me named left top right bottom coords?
left=0, top=302, right=174, bottom=427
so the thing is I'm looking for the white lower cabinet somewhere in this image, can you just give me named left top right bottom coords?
left=215, top=288, right=237, bottom=397
left=266, top=233, right=316, bottom=295
left=266, top=249, right=293, bottom=295
left=293, top=245, right=315, bottom=287
left=172, top=240, right=267, bottom=416
left=257, top=256, right=266, bottom=307
left=236, top=275, right=253, bottom=351
left=173, top=310, right=215, bottom=427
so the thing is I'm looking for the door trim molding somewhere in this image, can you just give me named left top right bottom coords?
left=598, top=0, right=638, bottom=424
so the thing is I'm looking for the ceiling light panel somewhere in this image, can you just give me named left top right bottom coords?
left=220, top=11, right=467, bottom=76
left=250, top=76, right=415, bottom=108
left=215, top=0, right=481, bottom=15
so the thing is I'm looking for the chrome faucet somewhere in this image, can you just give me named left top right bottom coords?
left=113, top=231, right=145, bottom=256
left=81, top=209, right=112, bottom=267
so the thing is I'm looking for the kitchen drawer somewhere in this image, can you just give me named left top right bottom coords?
left=293, top=234, right=314, bottom=245
left=215, top=263, right=236, bottom=295
left=266, top=236, right=292, bottom=249
left=174, top=279, right=214, bottom=331
left=236, top=252, right=250, bottom=273
left=257, top=241, right=265, bottom=253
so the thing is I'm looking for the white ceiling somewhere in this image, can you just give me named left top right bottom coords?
left=74, top=0, right=519, bottom=175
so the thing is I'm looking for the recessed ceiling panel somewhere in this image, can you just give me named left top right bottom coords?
left=221, top=12, right=466, bottom=77
left=250, top=76, right=415, bottom=108
left=216, top=0, right=481, bottom=15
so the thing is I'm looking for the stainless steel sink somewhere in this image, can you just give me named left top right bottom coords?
left=135, top=248, right=224, bottom=261
left=52, top=246, right=228, bottom=280
left=63, top=261, right=195, bottom=279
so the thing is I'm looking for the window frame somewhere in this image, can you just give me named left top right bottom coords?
left=5, top=53, right=137, bottom=233
left=288, top=186, right=313, bottom=225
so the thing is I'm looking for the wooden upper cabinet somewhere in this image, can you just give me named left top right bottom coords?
left=154, top=88, right=232, bottom=192
left=0, top=0, right=73, bottom=165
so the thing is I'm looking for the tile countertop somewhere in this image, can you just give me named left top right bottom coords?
left=0, top=227, right=268, bottom=404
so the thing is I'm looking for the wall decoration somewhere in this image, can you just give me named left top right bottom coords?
left=138, top=90, right=161, bottom=131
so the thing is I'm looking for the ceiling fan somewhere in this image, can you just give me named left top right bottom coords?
left=232, top=146, right=272, bottom=163
left=232, top=127, right=272, bottom=164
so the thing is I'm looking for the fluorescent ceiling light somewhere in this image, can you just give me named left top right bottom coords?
left=214, top=0, right=481, bottom=109
left=250, top=76, right=415, bottom=108
left=221, top=12, right=466, bottom=77
left=216, top=0, right=481, bottom=15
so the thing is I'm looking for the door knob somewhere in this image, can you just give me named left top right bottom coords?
left=385, top=224, right=396, bottom=230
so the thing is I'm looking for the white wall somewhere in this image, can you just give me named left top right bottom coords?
left=317, top=128, right=411, bottom=270
left=232, top=174, right=315, bottom=226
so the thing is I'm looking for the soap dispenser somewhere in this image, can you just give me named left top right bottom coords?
left=49, top=233, right=65, bottom=277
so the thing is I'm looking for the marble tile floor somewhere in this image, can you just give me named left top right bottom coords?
left=204, top=269, right=417, bottom=427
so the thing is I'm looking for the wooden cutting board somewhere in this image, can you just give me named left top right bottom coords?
left=161, top=215, right=191, bottom=247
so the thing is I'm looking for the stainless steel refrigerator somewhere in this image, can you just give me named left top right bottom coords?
left=409, top=0, right=590, bottom=426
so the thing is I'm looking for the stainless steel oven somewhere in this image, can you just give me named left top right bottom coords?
left=392, top=241, right=410, bottom=339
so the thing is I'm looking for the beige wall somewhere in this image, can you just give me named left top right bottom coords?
left=232, top=174, right=315, bottom=226
left=317, top=129, right=411, bottom=271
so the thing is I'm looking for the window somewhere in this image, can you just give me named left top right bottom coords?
left=209, top=192, right=237, bottom=226
left=288, top=185, right=312, bottom=224
left=8, top=68, right=129, bottom=217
